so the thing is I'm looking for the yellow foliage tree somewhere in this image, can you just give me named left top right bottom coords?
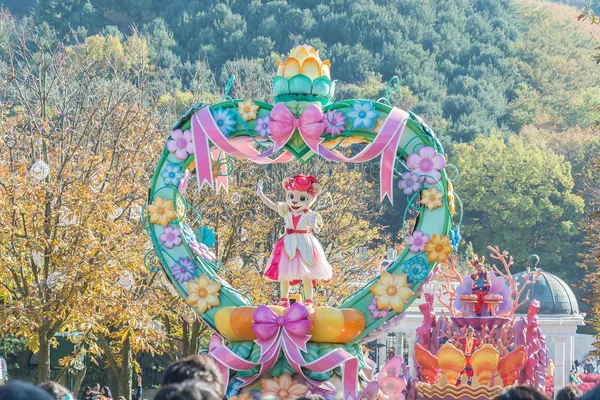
left=0, top=19, right=167, bottom=397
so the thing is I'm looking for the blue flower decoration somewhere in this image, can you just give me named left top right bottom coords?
left=346, top=100, right=378, bottom=129
left=161, top=163, right=184, bottom=186
left=402, top=255, right=430, bottom=283
left=449, top=226, right=461, bottom=252
left=211, top=107, right=236, bottom=136
left=195, top=226, right=217, bottom=248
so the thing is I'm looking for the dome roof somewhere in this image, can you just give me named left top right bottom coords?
left=513, top=270, right=579, bottom=315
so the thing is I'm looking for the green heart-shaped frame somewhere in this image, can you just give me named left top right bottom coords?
left=143, top=89, right=459, bottom=396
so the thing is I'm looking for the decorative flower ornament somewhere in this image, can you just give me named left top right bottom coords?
left=171, top=257, right=195, bottom=282
left=147, top=196, right=177, bottom=227
left=347, top=101, right=378, bottom=129
left=370, top=272, right=415, bottom=313
left=398, top=171, right=425, bottom=196
left=159, top=226, right=182, bottom=249
left=178, top=169, right=191, bottom=194
left=424, top=234, right=453, bottom=263
left=260, top=373, right=308, bottom=399
left=189, top=241, right=216, bottom=261
left=167, top=129, right=194, bottom=160
left=406, top=230, right=430, bottom=253
left=196, top=226, right=217, bottom=248
left=449, top=227, right=462, bottom=252
left=276, top=45, right=330, bottom=80
left=407, top=146, right=446, bottom=184
left=162, top=164, right=184, bottom=186
left=185, top=274, right=221, bottom=313
left=324, top=110, right=346, bottom=136
left=402, top=256, right=430, bottom=283
left=368, top=296, right=389, bottom=319
left=212, top=107, right=236, bottom=136
left=374, top=117, right=385, bottom=133
left=421, top=186, right=443, bottom=210
left=447, top=180, right=456, bottom=215
left=255, top=115, right=271, bottom=137
left=238, top=99, right=259, bottom=121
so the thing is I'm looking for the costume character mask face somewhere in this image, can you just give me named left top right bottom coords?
left=282, top=175, right=321, bottom=212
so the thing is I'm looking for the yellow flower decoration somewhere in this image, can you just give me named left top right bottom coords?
left=370, top=272, right=415, bottom=313
left=185, top=274, right=221, bottom=314
left=447, top=180, right=456, bottom=215
left=421, top=186, right=443, bottom=210
left=424, top=234, right=453, bottom=263
left=237, top=99, right=259, bottom=121
left=261, top=374, right=307, bottom=399
left=147, top=196, right=177, bottom=227
left=374, top=117, right=385, bottom=134
left=276, top=45, right=331, bottom=80
left=175, top=197, right=185, bottom=220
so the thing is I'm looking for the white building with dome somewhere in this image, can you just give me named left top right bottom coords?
left=373, top=270, right=589, bottom=395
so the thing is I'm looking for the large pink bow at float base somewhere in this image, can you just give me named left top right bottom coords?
left=208, top=302, right=368, bottom=399
left=191, top=104, right=409, bottom=204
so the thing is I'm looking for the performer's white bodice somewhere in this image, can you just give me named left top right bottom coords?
left=276, top=202, right=323, bottom=265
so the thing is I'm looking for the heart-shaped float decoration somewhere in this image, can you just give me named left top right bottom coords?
left=143, top=45, right=457, bottom=399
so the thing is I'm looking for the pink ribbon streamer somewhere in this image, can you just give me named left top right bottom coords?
left=302, top=107, right=408, bottom=204
left=191, top=108, right=293, bottom=192
left=191, top=104, right=408, bottom=204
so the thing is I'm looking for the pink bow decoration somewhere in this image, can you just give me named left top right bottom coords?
left=268, top=103, right=326, bottom=152
left=252, top=302, right=311, bottom=364
left=192, top=103, right=409, bottom=204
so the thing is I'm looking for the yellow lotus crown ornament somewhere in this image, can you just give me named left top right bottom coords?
left=277, top=45, right=331, bottom=80
left=273, top=45, right=336, bottom=105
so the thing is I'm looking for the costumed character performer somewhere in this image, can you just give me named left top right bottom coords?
left=471, top=255, right=491, bottom=316
left=257, top=175, right=333, bottom=308
left=456, top=326, right=481, bottom=386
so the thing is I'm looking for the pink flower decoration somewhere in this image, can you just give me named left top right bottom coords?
left=324, top=110, right=346, bottom=136
left=160, top=226, right=182, bottom=249
left=407, top=146, right=446, bottom=184
left=178, top=169, right=191, bottom=194
left=406, top=230, right=430, bottom=253
left=167, top=129, right=194, bottom=160
left=190, top=241, right=216, bottom=261
left=368, top=296, right=389, bottom=319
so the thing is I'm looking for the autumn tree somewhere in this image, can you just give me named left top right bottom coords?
left=0, top=16, right=164, bottom=389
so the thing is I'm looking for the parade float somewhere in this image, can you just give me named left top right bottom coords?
left=413, top=248, right=548, bottom=400
left=142, top=45, right=548, bottom=399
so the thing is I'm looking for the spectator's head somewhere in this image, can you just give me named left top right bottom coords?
left=101, top=386, right=112, bottom=398
left=161, top=355, right=223, bottom=397
left=83, top=387, right=92, bottom=395
left=297, top=396, right=326, bottom=400
left=92, top=383, right=100, bottom=392
left=492, top=386, right=550, bottom=400
left=579, top=383, right=600, bottom=400
left=154, top=381, right=220, bottom=400
left=38, top=381, right=74, bottom=400
left=0, top=380, right=54, bottom=400
left=555, top=386, right=582, bottom=400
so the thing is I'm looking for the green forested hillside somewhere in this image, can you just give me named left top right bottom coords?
left=15, top=0, right=600, bottom=143
left=2, top=0, right=599, bottom=277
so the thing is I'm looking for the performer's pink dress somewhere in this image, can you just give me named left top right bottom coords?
left=264, top=202, right=333, bottom=282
